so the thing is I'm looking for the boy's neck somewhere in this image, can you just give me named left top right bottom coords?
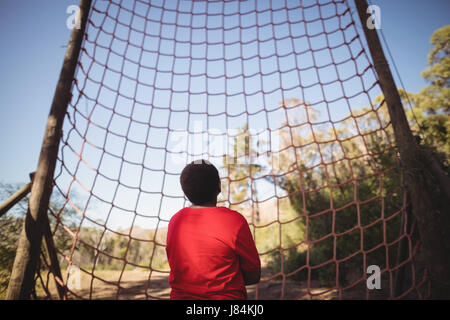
left=190, top=200, right=217, bottom=208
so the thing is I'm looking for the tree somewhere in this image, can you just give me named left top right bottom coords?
left=221, top=124, right=263, bottom=221
left=408, top=25, right=450, bottom=164
left=0, top=183, right=27, bottom=299
left=0, top=182, right=81, bottom=298
left=266, top=98, right=404, bottom=287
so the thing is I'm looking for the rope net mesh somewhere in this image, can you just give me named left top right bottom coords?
left=36, top=0, right=430, bottom=299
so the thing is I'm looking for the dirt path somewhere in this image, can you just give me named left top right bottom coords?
left=40, top=268, right=394, bottom=300
left=52, top=270, right=339, bottom=300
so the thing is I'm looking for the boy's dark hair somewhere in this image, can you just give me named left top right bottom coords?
left=180, top=159, right=220, bottom=205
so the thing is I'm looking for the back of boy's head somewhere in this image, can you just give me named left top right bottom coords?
left=180, top=159, right=220, bottom=205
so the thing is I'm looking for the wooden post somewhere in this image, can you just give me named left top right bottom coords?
left=393, top=201, right=410, bottom=298
left=0, top=173, right=35, bottom=218
left=355, top=0, right=450, bottom=299
left=42, top=213, right=66, bottom=299
left=6, top=0, right=92, bottom=300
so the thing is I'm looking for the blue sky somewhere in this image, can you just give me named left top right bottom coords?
left=0, top=0, right=448, bottom=184
left=0, top=0, right=449, bottom=231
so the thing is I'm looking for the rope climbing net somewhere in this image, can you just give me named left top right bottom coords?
left=36, top=0, right=430, bottom=299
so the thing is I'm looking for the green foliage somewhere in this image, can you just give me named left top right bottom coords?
left=408, top=25, right=450, bottom=163
left=67, top=226, right=168, bottom=272
left=262, top=101, right=405, bottom=285
left=221, top=124, right=263, bottom=218
left=253, top=200, right=305, bottom=257
left=0, top=213, right=23, bottom=299
left=0, top=184, right=82, bottom=298
left=267, top=146, right=402, bottom=285
left=0, top=183, right=29, bottom=298
left=265, top=25, right=450, bottom=283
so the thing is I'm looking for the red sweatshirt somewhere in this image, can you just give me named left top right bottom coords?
left=166, top=206, right=261, bottom=300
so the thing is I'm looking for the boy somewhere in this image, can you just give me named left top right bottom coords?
left=166, top=159, right=261, bottom=300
